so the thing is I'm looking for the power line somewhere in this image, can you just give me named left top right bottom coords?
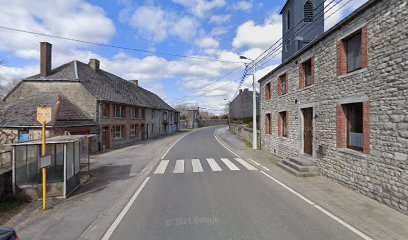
left=247, top=0, right=335, bottom=67
left=246, top=0, right=339, bottom=72
left=172, top=64, right=244, bottom=102
left=232, top=0, right=349, bottom=101
left=250, top=0, right=352, bottom=72
left=0, top=25, right=244, bottom=64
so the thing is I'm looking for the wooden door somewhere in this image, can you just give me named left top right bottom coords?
left=303, top=108, right=313, bottom=155
left=141, top=124, right=145, bottom=141
left=102, top=126, right=110, bottom=149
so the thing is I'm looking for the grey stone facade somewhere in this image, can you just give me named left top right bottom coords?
left=229, top=88, right=259, bottom=119
left=259, top=0, right=408, bottom=214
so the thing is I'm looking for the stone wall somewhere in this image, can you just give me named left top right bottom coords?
left=198, top=119, right=228, bottom=127
left=229, top=124, right=261, bottom=148
left=259, top=0, right=408, bottom=214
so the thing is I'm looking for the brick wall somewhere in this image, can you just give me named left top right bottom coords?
left=259, top=0, right=408, bottom=214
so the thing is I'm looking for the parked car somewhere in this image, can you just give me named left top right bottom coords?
left=0, top=227, right=19, bottom=240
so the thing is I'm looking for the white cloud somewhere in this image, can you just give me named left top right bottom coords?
left=232, top=11, right=282, bottom=50
left=325, top=0, right=369, bottom=30
left=195, top=37, right=219, bottom=49
left=0, top=0, right=115, bottom=59
left=129, top=6, right=168, bottom=42
left=172, top=0, right=226, bottom=17
left=233, top=1, right=253, bottom=12
left=128, top=6, right=200, bottom=43
left=0, top=65, right=37, bottom=84
left=209, top=14, right=231, bottom=25
left=170, top=16, right=200, bottom=42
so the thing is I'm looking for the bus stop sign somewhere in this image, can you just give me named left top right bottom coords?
left=37, top=107, right=52, bottom=124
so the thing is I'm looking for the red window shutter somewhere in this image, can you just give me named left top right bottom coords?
left=285, top=73, right=289, bottom=94
left=285, top=111, right=289, bottom=137
left=278, top=78, right=282, bottom=96
left=337, top=41, right=347, bottom=76
left=278, top=113, right=282, bottom=136
left=336, top=105, right=346, bottom=148
left=362, top=102, right=370, bottom=153
left=361, top=26, right=368, bottom=69
left=311, top=57, right=315, bottom=85
left=299, top=64, right=305, bottom=89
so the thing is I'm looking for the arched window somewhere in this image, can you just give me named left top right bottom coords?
left=304, top=1, right=314, bottom=22
left=287, top=9, right=291, bottom=30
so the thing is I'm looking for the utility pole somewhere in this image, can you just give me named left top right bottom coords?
left=240, top=56, right=257, bottom=150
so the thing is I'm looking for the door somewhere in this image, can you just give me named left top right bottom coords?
left=303, top=108, right=313, bottom=155
left=102, top=126, right=110, bottom=149
left=141, top=124, right=145, bottom=141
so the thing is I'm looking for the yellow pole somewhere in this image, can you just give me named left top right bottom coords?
left=42, top=121, right=47, bottom=210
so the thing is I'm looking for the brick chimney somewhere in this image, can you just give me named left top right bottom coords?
left=130, top=80, right=138, bottom=86
left=89, top=59, right=100, bottom=71
left=40, top=42, right=52, bottom=77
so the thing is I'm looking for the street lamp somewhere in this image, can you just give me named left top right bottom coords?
left=239, top=55, right=257, bottom=150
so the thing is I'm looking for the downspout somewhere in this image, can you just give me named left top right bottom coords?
left=97, top=101, right=102, bottom=151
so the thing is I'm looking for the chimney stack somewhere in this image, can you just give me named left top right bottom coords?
left=239, top=89, right=243, bottom=94
left=89, top=59, right=100, bottom=71
left=40, top=42, right=52, bottom=77
left=130, top=80, right=139, bottom=86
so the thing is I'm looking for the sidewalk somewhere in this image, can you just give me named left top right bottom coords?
left=4, top=131, right=189, bottom=240
left=216, top=126, right=408, bottom=240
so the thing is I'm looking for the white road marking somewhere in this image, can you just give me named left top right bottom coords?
left=261, top=165, right=270, bottom=171
left=161, top=130, right=197, bottom=159
left=173, top=160, right=184, bottom=173
left=192, top=159, right=203, bottom=172
left=234, top=158, right=257, bottom=170
left=154, top=160, right=169, bottom=174
left=249, top=159, right=261, bottom=166
left=213, top=128, right=240, bottom=158
left=206, top=158, right=222, bottom=172
left=220, top=158, right=240, bottom=171
left=101, top=177, right=150, bottom=240
left=260, top=171, right=373, bottom=240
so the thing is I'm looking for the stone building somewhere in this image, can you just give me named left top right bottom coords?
left=1, top=42, right=179, bottom=151
left=259, top=0, right=408, bottom=214
left=229, top=88, right=259, bottom=120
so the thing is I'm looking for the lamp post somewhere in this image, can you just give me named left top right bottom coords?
left=240, top=55, right=257, bottom=150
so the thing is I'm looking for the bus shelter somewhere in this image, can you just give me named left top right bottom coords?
left=10, top=135, right=93, bottom=199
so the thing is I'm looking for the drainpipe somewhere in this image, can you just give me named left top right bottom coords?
left=97, top=101, right=102, bottom=151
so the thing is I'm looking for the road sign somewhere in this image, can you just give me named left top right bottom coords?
left=37, top=107, right=52, bottom=124
left=39, top=155, right=51, bottom=169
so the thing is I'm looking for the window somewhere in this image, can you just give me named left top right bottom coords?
left=130, top=108, right=138, bottom=119
left=337, top=102, right=370, bottom=153
left=130, top=125, right=136, bottom=136
left=346, top=32, right=362, bottom=73
left=287, top=9, right=291, bottom=31
left=304, top=1, right=314, bottom=22
left=265, top=114, right=271, bottom=134
left=278, top=74, right=288, bottom=96
left=279, top=111, right=288, bottom=137
left=103, top=103, right=110, bottom=118
left=114, top=105, right=125, bottom=118
left=141, top=109, right=146, bottom=119
left=300, top=58, right=314, bottom=88
left=265, top=82, right=271, bottom=100
left=337, top=28, right=367, bottom=76
left=344, top=103, right=363, bottom=151
left=114, top=125, right=123, bottom=139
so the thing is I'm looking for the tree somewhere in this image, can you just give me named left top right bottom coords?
left=0, top=59, right=21, bottom=99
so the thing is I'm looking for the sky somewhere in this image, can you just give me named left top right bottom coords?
left=0, top=0, right=368, bottom=114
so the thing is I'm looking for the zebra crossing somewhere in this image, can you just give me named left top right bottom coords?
left=153, top=158, right=258, bottom=175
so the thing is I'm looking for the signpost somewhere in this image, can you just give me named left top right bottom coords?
left=37, top=107, right=52, bottom=210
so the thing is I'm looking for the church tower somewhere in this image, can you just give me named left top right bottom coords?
left=281, top=0, right=324, bottom=62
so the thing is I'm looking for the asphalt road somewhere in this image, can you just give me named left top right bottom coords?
left=108, top=126, right=363, bottom=240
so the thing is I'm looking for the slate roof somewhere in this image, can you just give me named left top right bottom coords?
left=22, top=61, right=175, bottom=111
left=0, top=93, right=96, bottom=128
